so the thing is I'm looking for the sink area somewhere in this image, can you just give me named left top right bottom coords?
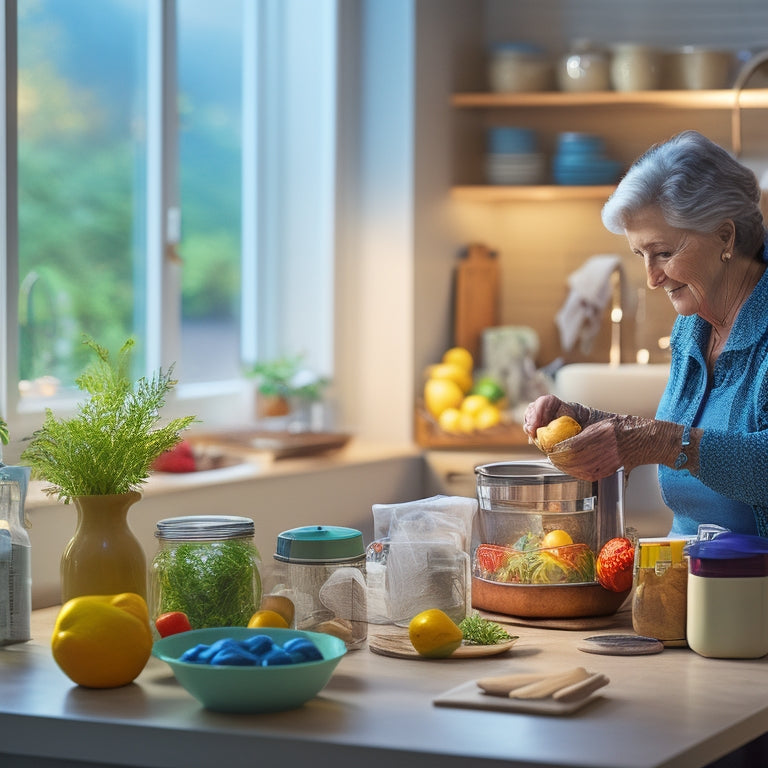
left=554, top=363, right=672, bottom=537
left=554, top=363, right=669, bottom=419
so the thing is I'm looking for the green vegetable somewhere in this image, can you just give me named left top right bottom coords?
left=20, top=336, right=196, bottom=502
left=0, top=417, right=8, bottom=445
left=152, top=539, right=262, bottom=628
left=458, top=612, right=512, bottom=645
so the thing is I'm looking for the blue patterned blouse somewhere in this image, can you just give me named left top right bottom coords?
left=656, top=257, right=768, bottom=538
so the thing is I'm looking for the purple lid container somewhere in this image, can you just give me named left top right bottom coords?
left=686, top=533, right=768, bottom=578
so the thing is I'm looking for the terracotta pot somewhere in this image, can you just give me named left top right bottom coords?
left=60, top=491, right=147, bottom=602
left=257, top=394, right=291, bottom=418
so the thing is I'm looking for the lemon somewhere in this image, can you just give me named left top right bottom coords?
left=247, top=609, right=290, bottom=629
left=442, top=346, right=473, bottom=372
left=408, top=608, right=464, bottom=658
left=457, top=411, right=476, bottom=434
left=427, top=363, right=473, bottom=394
left=460, top=394, right=490, bottom=417
left=424, top=378, right=464, bottom=418
left=51, top=593, right=153, bottom=689
left=542, top=529, right=574, bottom=548
left=474, top=403, right=501, bottom=431
left=438, top=407, right=463, bottom=434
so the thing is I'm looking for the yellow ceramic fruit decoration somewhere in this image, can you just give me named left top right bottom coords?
left=535, top=415, right=582, bottom=452
left=408, top=608, right=464, bottom=658
left=247, top=609, right=290, bottom=629
left=51, top=592, right=153, bottom=689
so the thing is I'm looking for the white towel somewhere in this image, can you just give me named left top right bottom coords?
left=555, top=254, right=622, bottom=353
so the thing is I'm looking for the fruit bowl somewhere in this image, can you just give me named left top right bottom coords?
left=152, top=626, right=346, bottom=713
left=471, top=576, right=629, bottom=619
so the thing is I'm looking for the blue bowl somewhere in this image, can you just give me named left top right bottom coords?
left=152, top=626, right=347, bottom=713
left=488, top=127, right=537, bottom=155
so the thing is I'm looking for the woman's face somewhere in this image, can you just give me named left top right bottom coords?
left=624, top=206, right=731, bottom=320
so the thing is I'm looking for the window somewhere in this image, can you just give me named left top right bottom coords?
left=2, top=0, right=337, bottom=441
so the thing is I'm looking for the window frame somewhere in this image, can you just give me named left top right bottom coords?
left=0, top=0, right=338, bottom=451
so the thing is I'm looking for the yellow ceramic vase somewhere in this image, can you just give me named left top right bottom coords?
left=60, top=491, right=147, bottom=603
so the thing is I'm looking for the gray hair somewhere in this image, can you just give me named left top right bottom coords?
left=602, top=130, right=766, bottom=259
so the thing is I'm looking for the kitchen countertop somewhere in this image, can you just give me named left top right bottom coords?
left=1, top=607, right=767, bottom=768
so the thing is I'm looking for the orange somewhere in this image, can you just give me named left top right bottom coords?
left=51, top=593, right=153, bottom=688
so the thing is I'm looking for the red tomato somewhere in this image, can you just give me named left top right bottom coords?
left=155, top=611, right=193, bottom=637
left=596, top=537, right=635, bottom=593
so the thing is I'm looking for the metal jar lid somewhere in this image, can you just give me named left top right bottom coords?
left=155, top=515, right=255, bottom=541
left=475, top=460, right=593, bottom=502
left=274, top=525, right=364, bottom=563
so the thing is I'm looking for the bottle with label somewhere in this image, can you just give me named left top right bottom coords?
left=631, top=538, right=689, bottom=646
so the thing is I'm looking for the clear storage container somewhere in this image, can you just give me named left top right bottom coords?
left=271, top=525, right=367, bottom=650
left=149, top=515, right=262, bottom=630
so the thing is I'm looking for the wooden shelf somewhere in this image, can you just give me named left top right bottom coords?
left=451, top=184, right=616, bottom=203
left=452, top=89, right=768, bottom=109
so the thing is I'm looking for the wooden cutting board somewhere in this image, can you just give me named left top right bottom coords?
left=368, top=632, right=519, bottom=660
left=453, top=243, right=500, bottom=364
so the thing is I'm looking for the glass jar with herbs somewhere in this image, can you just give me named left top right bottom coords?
left=149, top=516, right=262, bottom=630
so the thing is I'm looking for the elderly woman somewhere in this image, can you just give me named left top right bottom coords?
left=524, top=130, right=768, bottom=537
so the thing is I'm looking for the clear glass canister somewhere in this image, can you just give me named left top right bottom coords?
left=149, top=515, right=262, bottom=630
left=271, top=525, right=367, bottom=650
left=631, top=538, right=688, bottom=646
left=0, top=467, right=32, bottom=646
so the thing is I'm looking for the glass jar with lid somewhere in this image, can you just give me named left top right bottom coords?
left=271, top=525, right=367, bottom=650
left=149, top=515, right=262, bottom=630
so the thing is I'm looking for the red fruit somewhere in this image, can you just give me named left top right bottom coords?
left=155, top=611, right=193, bottom=637
left=475, top=544, right=508, bottom=574
left=151, top=440, right=196, bottom=473
left=596, top=537, right=635, bottom=593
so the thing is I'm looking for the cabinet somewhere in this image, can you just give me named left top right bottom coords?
left=451, top=88, right=768, bottom=200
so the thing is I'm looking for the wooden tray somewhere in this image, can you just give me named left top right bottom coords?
left=414, top=407, right=530, bottom=450
left=369, top=632, right=519, bottom=660
left=434, top=680, right=606, bottom=716
left=192, top=430, right=351, bottom=459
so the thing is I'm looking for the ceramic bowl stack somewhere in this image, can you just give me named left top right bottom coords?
left=485, top=127, right=546, bottom=185
left=552, top=132, right=622, bottom=186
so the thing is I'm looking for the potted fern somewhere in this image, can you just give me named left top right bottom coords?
left=247, top=354, right=329, bottom=423
left=20, top=337, right=196, bottom=602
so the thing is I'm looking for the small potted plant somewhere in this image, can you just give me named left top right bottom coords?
left=20, top=336, right=196, bottom=602
left=247, top=354, right=329, bottom=423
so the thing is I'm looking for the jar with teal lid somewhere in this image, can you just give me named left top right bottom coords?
left=149, top=515, right=262, bottom=631
left=271, top=525, right=367, bottom=650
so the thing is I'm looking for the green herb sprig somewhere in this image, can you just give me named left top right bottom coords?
left=0, top=417, right=8, bottom=446
left=20, top=336, right=197, bottom=502
left=458, top=612, right=512, bottom=645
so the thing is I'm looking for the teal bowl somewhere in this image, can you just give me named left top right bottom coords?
left=152, top=626, right=347, bottom=713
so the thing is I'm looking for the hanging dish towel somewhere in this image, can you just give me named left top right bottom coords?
left=555, top=254, right=622, bottom=354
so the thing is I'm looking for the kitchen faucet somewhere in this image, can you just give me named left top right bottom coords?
left=609, top=266, right=622, bottom=366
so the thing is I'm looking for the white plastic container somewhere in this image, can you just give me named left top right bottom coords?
left=686, top=533, right=768, bottom=659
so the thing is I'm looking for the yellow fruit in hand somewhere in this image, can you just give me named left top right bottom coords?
left=460, top=394, right=490, bottom=417
left=542, top=529, right=574, bottom=548
left=442, top=346, right=473, bottom=372
left=536, top=415, right=582, bottom=452
left=474, top=403, right=501, bottom=431
left=427, top=363, right=473, bottom=394
left=51, top=593, right=152, bottom=689
left=424, top=377, right=464, bottom=418
left=247, top=609, right=290, bottom=629
left=409, top=608, right=464, bottom=658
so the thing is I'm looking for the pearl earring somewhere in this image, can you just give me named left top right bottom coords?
left=721, top=251, right=731, bottom=263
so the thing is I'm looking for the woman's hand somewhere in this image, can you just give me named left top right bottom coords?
left=523, top=395, right=584, bottom=441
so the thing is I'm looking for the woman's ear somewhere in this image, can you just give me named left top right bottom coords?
left=716, top=219, right=736, bottom=249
